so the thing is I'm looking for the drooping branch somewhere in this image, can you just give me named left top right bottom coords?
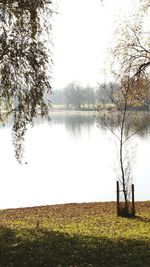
left=0, top=0, right=53, bottom=162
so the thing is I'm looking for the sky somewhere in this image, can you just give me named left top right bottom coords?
left=52, top=0, right=141, bottom=89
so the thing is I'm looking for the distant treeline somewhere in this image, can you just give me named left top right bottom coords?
left=48, top=81, right=150, bottom=110
left=50, top=82, right=116, bottom=110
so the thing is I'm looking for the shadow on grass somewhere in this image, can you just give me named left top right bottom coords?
left=0, top=226, right=149, bottom=267
left=134, top=216, right=150, bottom=223
left=118, top=214, right=150, bottom=223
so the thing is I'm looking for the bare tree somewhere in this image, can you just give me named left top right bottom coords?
left=98, top=1, right=150, bottom=216
left=97, top=70, right=149, bottom=216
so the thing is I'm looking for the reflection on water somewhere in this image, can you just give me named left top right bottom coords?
left=0, top=111, right=149, bottom=209
left=50, top=112, right=96, bottom=136
left=96, top=111, right=150, bottom=139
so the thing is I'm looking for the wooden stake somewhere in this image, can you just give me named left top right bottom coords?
left=132, top=184, right=135, bottom=216
left=117, top=181, right=120, bottom=216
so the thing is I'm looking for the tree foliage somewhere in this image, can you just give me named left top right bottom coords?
left=62, top=82, right=96, bottom=110
left=111, top=0, right=150, bottom=82
left=0, top=0, right=53, bottom=162
left=63, top=82, right=84, bottom=110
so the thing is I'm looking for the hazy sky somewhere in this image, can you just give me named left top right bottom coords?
left=52, top=0, right=140, bottom=89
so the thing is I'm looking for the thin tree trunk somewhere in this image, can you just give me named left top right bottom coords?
left=120, top=101, right=128, bottom=213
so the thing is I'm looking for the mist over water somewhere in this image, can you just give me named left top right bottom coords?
left=0, top=112, right=149, bottom=209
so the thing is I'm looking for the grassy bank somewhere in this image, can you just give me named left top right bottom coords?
left=0, top=202, right=149, bottom=266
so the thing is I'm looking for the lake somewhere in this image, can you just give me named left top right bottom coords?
left=0, top=111, right=149, bottom=209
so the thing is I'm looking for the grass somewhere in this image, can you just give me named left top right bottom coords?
left=0, top=202, right=149, bottom=267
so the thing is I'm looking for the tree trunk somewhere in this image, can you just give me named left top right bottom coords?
left=120, top=101, right=128, bottom=214
left=120, top=138, right=128, bottom=213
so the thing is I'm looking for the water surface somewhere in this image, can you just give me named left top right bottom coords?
left=0, top=111, right=149, bottom=209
